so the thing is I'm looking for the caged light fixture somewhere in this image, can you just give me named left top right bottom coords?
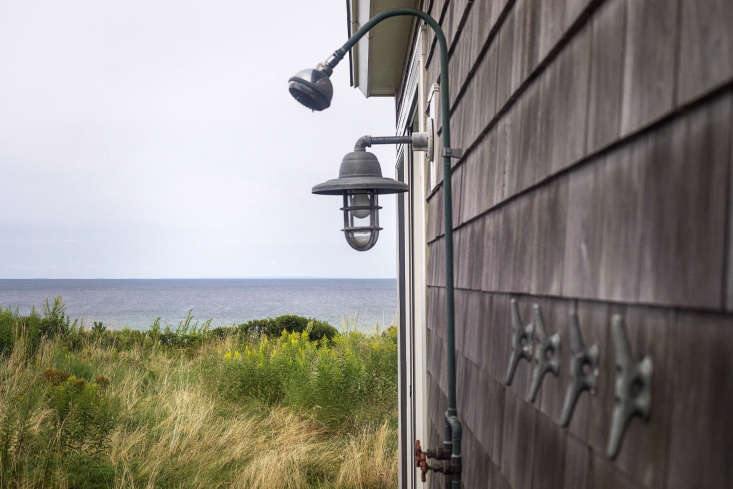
left=311, top=134, right=430, bottom=251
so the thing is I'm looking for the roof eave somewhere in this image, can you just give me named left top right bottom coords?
left=346, top=0, right=418, bottom=98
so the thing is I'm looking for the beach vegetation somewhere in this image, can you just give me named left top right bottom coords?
left=0, top=301, right=397, bottom=489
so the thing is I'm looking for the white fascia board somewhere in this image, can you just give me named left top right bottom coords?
left=348, top=0, right=417, bottom=98
left=346, top=0, right=370, bottom=96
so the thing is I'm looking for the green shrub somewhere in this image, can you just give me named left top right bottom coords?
left=237, top=315, right=338, bottom=342
left=236, top=318, right=272, bottom=338
left=37, top=375, right=117, bottom=489
left=216, top=328, right=397, bottom=429
left=305, top=319, right=339, bottom=341
left=269, top=315, right=309, bottom=336
left=50, top=375, right=116, bottom=457
left=39, top=297, right=71, bottom=339
left=109, top=327, right=149, bottom=350
left=0, top=298, right=75, bottom=359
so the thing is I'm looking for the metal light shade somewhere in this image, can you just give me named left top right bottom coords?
left=312, top=151, right=408, bottom=195
left=288, top=67, right=333, bottom=111
left=313, top=151, right=407, bottom=251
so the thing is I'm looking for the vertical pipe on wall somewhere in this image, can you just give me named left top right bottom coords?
left=396, top=153, right=408, bottom=489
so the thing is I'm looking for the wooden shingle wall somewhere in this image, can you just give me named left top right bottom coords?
left=405, top=0, right=733, bottom=488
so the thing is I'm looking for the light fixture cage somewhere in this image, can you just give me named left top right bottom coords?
left=341, top=190, right=382, bottom=251
left=312, top=150, right=406, bottom=252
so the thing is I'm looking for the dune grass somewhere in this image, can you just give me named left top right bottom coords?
left=0, top=299, right=397, bottom=489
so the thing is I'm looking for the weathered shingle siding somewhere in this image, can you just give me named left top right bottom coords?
left=403, top=0, right=733, bottom=488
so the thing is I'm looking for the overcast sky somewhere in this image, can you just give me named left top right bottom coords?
left=0, top=1, right=401, bottom=279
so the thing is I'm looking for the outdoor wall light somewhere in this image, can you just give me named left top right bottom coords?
left=312, top=134, right=430, bottom=251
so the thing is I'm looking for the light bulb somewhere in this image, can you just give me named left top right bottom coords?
left=349, top=193, right=371, bottom=219
left=351, top=231, right=371, bottom=246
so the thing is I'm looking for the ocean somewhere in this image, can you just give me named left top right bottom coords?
left=0, top=279, right=398, bottom=332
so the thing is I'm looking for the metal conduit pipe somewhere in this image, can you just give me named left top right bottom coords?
left=327, top=9, right=461, bottom=488
left=353, top=135, right=412, bottom=151
left=353, top=133, right=430, bottom=152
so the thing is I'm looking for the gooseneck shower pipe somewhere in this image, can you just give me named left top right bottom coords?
left=324, top=9, right=461, bottom=487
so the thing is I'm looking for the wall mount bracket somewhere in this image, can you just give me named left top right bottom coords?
left=606, top=315, right=652, bottom=459
left=504, top=299, right=534, bottom=385
left=527, top=304, right=561, bottom=402
left=559, top=311, right=599, bottom=426
left=442, top=147, right=463, bottom=159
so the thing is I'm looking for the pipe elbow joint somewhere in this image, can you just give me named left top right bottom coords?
left=354, top=135, right=372, bottom=151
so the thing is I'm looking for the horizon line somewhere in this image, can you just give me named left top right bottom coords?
left=0, top=276, right=397, bottom=281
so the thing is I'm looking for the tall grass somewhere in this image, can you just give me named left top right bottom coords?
left=0, top=301, right=397, bottom=489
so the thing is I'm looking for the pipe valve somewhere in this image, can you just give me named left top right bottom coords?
left=414, top=440, right=460, bottom=483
